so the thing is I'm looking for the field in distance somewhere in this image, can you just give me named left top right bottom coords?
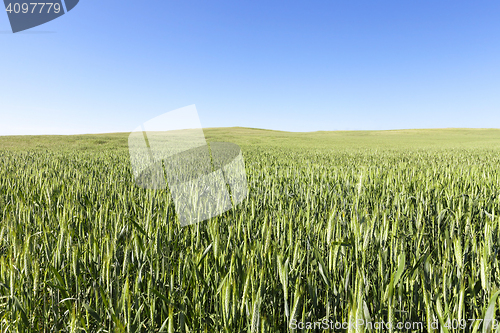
left=2, top=127, right=500, bottom=150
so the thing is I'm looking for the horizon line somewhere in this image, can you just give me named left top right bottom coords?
left=1, top=126, right=500, bottom=137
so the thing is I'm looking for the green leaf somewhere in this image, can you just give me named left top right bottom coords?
left=394, top=252, right=406, bottom=286
left=83, top=302, right=102, bottom=322
left=13, top=296, right=29, bottom=328
left=483, top=290, right=500, bottom=333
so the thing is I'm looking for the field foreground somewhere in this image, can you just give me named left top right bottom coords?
left=0, top=128, right=500, bottom=332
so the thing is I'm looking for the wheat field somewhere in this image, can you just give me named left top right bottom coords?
left=0, top=128, right=499, bottom=332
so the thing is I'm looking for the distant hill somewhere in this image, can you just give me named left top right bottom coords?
left=1, top=127, right=500, bottom=151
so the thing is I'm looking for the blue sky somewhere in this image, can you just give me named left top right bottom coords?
left=1, top=0, right=500, bottom=135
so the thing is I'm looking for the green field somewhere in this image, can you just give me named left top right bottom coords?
left=1, top=128, right=500, bottom=332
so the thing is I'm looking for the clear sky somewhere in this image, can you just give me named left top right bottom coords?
left=1, top=0, right=500, bottom=135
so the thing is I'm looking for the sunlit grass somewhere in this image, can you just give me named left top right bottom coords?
left=0, top=128, right=499, bottom=332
